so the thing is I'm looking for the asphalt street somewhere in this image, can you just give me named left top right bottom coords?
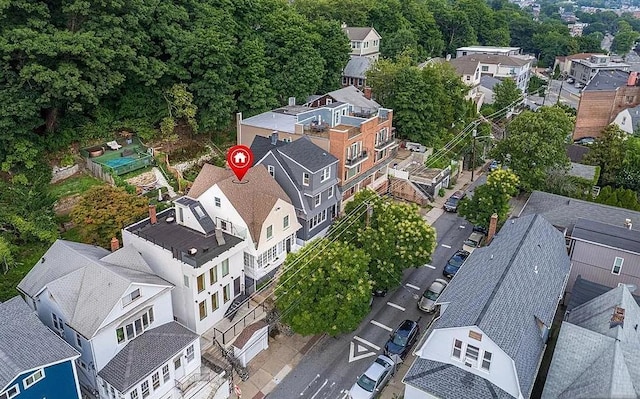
left=267, top=210, right=475, bottom=399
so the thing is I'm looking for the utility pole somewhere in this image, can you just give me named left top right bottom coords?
left=556, top=72, right=567, bottom=105
left=365, top=203, right=373, bottom=227
left=471, top=128, right=477, bottom=182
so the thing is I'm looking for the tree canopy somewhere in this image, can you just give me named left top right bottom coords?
left=493, top=79, right=522, bottom=112
left=275, top=240, right=372, bottom=336
left=583, top=125, right=627, bottom=187
left=491, top=106, right=573, bottom=191
left=458, top=169, right=519, bottom=228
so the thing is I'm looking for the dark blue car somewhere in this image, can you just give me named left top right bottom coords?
left=442, top=250, right=470, bottom=278
left=384, top=320, right=420, bottom=359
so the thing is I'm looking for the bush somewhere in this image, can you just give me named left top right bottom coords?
left=438, top=188, right=445, bottom=197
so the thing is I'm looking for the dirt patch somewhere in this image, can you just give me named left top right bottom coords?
left=54, top=194, right=82, bottom=216
left=126, top=171, right=157, bottom=188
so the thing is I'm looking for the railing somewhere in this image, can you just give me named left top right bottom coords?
left=213, top=301, right=268, bottom=346
left=176, top=370, right=218, bottom=393
left=375, top=133, right=396, bottom=150
left=345, top=150, right=369, bottom=167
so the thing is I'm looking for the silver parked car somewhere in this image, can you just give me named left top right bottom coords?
left=348, top=355, right=396, bottom=399
left=418, top=279, right=448, bottom=313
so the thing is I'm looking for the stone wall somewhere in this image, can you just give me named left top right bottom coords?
left=51, top=164, right=80, bottom=184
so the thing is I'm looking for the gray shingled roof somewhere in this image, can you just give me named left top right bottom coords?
left=480, top=75, right=502, bottom=91
left=343, top=56, right=373, bottom=79
left=450, top=56, right=480, bottom=76
left=97, top=322, right=198, bottom=392
left=542, top=285, right=640, bottom=398
left=568, top=275, right=640, bottom=311
left=584, top=69, right=630, bottom=92
left=0, top=296, right=79, bottom=390
left=17, top=240, right=172, bottom=339
left=342, top=26, right=379, bottom=41
left=519, top=191, right=640, bottom=235
left=568, top=162, right=597, bottom=181
left=573, top=217, right=640, bottom=253
left=404, top=214, right=571, bottom=398
left=327, top=86, right=380, bottom=111
left=565, top=144, right=590, bottom=163
left=277, top=136, right=338, bottom=173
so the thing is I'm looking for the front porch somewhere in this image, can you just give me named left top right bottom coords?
left=200, top=296, right=269, bottom=349
left=176, top=367, right=229, bottom=399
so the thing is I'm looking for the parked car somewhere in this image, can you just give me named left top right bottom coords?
left=418, top=279, right=449, bottom=312
left=443, top=250, right=470, bottom=278
left=443, top=190, right=466, bottom=212
left=463, top=231, right=486, bottom=253
left=384, top=319, right=421, bottom=359
left=574, top=137, right=595, bottom=146
left=473, top=225, right=488, bottom=235
left=566, top=77, right=575, bottom=84
left=372, top=288, right=388, bottom=297
left=405, top=141, right=427, bottom=153
left=348, top=355, right=395, bottom=399
left=488, top=160, right=501, bottom=172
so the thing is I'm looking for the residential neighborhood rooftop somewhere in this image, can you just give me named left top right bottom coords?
left=519, top=190, right=640, bottom=235
left=326, top=85, right=381, bottom=111
left=0, top=296, right=79, bottom=389
left=565, top=144, right=590, bottom=163
left=572, top=217, right=640, bottom=253
left=480, top=75, right=502, bottom=90
left=453, top=54, right=532, bottom=67
left=342, top=26, right=379, bottom=41
left=97, top=321, right=198, bottom=392
left=449, top=56, right=480, bottom=76
left=542, top=284, right=640, bottom=398
left=126, top=208, right=244, bottom=265
left=568, top=275, right=640, bottom=311
left=252, top=135, right=338, bottom=173
left=583, top=69, right=630, bottom=92
left=241, top=111, right=297, bottom=133
left=405, top=214, right=571, bottom=398
left=343, top=56, right=373, bottom=79
left=568, top=162, right=598, bottom=181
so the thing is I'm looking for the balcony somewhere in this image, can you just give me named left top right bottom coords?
left=345, top=150, right=369, bottom=168
left=375, top=134, right=398, bottom=151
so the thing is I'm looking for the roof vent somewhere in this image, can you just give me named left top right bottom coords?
left=202, top=246, right=209, bottom=253
left=610, top=306, right=625, bottom=329
left=215, top=228, right=226, bottom=246
left=166, top=217, right=175, bottom=223
left=188, top=248, right=198, bottom=256
left=625, top=218, right=632, bottom=229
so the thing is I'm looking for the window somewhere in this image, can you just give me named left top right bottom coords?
left=76, top=333, right=82, bottom=348
left=210, top=266, right=218, bottom=284
left=126, top=324, right=135, bottom=340
left=465, top=344, right=480, bottom=365
left=197, top=274, right=205, bottom=293
left=152, top=372, right=160, bottom=389
left=142, top=313, right=149, bottom=328
left=364, top=41, right=369, bottom=48
left=309, top=209, right=328, bottom=230
left=302, top=173, right=310, bottom=186
left=186, top=345, right=195, bottom=362
left=76, top=359, right=87, bottom=370
left=0, top=385, right=19, bottom=399
left=267, top=225, right=273, bottom=240
left=268, top=165, right=275, bottom=178
left=174, top=356, right=182, bottom=369
left=224, top=284, right=231, bottom=303
left=481, top=351, right=492, bottom=371
left=135, top=319, right=143, bottom=335
left=466, top=75, right=470, bottom=81
left=452, top=339, right=462, bottom=359
left=211, top=292, right=219, bottom=311
left=256, top=244, right=280, bottom=268
left=177, top=207, right=183, bottom=223
left=283, top=215, right=289, bottom=229
left=199, top=300, right=207, bottom=320
left=221, top=259, right=229, bottom=277
left=183, top=275, right=190, bottom=287
left=149, top=308, right=154, bottom=323
left=116, top=327, right=125, bottom=343
left=321, top=167, right=330, bottom=182
left=122, top=289, right=141, bottom=306
left=327, top=186, right=333, bottom=198
left=612, top=257, right=624, bottom=275
left=52, top=313, right=64, bottom=333
left=214, top=197, right=221, bottom=207
left=162, top=364, right=170, bottom=383
left=130, top=389, right=139, bottom=399
left=23, top=369, right=44, bottom=388
left=314, top=194, right=321, bottom=207
left=481, top=65, right=489, bottom=72
left=141, top=381, right=150, bottom=398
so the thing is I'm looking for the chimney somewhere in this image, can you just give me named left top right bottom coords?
left=446, top=54, right=452, bottom=61
left=487, top=213, right=498, bottom=244
left=271, top=132, right=279, bottom=145
left=364, top=87, right=372, bottom=100
left=610, top=306, right=625, bottom=328
left=110, top=237, right=120, bottom=252
left=215, top=228, right=226, bottom=246
left=149, top=204, right=157, bottom=225
left=625, top=218, right=633, bottom=229
left=628, top=71, right=638, bottom=86
left=288, top=97, right=296, bottom=106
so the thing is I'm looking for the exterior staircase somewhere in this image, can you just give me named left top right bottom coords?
left=224, top=294, right=248, bottom=322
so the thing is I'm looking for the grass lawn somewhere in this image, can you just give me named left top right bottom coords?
left=0, top=242, right=49, bottom=302
left=48, top=173, right=105, bottom=200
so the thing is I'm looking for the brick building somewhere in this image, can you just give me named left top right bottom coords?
left=574, top=70, right=640, bottom=140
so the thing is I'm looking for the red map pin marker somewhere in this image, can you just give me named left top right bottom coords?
left=227, top=145, right=254, bottom=182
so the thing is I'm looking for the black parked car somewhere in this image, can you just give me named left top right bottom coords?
left=443, top=190, right=466, bottom=212
left=442, top=250, right=471, bottom=279
left=384, top=320, right=420, bottom=359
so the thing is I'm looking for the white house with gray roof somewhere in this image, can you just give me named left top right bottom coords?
left=542, top=284, right=640, bottom=398
left=341, top=25, right=381, bottom=89
left=16, top=240, right=215, bottom=399
left=0, top=296, right=81, bottom=399
left=612, top=104, right=640, bottom=134
left=251, top=135, right=340, bottom=244
left=403, top=215, right=571, bottom=399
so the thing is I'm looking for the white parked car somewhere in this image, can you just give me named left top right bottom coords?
left=348, top=355, right=395, bottom=399
left=463, top=231, right=486, bottom=253
left=418, top=279, right=449, bottom=313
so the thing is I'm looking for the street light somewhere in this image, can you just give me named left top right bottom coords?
left=471, top=130, right=495, bottom=182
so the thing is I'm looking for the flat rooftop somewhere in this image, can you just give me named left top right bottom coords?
left=457, top=46, right=520, bottom=52
left=126, top=209, right=244, bottom=268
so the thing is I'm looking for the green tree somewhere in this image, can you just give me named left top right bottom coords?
left=275, top=240, right=371, bottom=336
left=578, top=33, right=604, bottom=53
left=612, top=21, right=639, bottom=55
left=491, top=106, right=573, bottom=191
left=493, top=79, right=522, bottom=112
left=595, top=186, right=640, bottom=210
left=70, top=186, right=149, bottom=248
left=583, top=125, right=627, bottom=186
left=312, top=20, right=351, bottom=93
left=458, top=169, right=519, bottom=228
left=338, top=189, right=437, bottom=292
left=618, top=136, right=640, bottom=191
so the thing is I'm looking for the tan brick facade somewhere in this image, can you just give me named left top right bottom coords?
left=574, top=85, right=640, bottom=139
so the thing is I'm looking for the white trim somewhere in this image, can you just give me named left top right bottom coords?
left=612, top=256, right=624, bottom=275
left=2, top=384, right=19, bottom=399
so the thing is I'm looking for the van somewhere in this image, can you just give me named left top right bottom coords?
left=462, top=231, right=485, bottom=253
left=405, top=142, right=427, bottom=153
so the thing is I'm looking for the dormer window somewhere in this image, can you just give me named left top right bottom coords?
left=464, top=344, right=479, bottom=367
left=268, top=165, right=275, bottom=178
left=214, top=197, right=221, bottom=207
left=452, top=339, right=463, bottom=359
left=303, top=173, right=310, bottom=186
left=321, top=167, right=330, bottom=182
left=122, top=289, right=141, bottom=307
left=481, top=351, right=492, bottom=371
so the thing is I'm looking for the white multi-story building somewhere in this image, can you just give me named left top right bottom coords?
left=17, top=240, right=221, bottom=399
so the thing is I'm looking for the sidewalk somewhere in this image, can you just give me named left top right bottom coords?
left=231, top=333, right=324, bottom=399
left=423, top=167, right=484, bottom=225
